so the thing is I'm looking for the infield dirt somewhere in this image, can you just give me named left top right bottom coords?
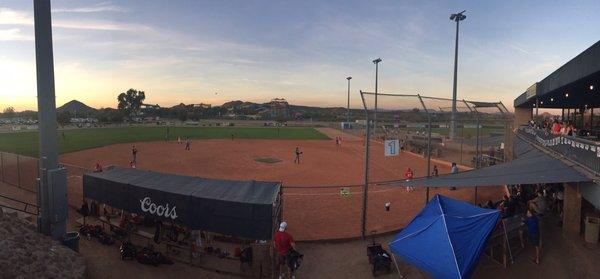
left=59, top=128, right=503, bottom=240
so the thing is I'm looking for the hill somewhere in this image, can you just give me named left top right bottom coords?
left=57, top=100, right=97, bottom=116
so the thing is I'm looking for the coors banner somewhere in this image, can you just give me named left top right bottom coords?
left=139, top=197, right=178, bottom=220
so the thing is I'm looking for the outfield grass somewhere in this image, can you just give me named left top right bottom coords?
left=0, top=126, right=329, bottom=157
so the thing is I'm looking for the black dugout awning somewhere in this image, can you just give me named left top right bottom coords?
left=398, top=139, right=590, bottom=188
left=83, top=166, right=281, bottom=240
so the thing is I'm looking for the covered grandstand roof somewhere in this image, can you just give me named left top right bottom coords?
left=397, top=139, right=590, bottom=188
left=514, top=40, right=600, bottom=109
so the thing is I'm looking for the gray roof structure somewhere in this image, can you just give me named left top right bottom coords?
left=514, top=41, right=600, bottom=109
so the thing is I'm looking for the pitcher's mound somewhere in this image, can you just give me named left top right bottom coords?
left=254, top=157, right=282, bottom=164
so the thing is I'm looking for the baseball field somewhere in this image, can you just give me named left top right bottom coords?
left=0, top=126, right=504, bottom=240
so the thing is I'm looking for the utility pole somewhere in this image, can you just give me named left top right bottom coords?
left=34, top=0, right=68, bottom=239
left=449, top=11, right=466, bottom=140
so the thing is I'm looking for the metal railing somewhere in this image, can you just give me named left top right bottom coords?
left=517, top=126, right=600, bottom=174
left=0, top=193, right=39, bottom=215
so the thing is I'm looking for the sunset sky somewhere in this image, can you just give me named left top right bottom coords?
left=1, top=0, right=600, bottom=111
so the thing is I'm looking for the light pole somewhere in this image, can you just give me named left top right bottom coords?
left=449, top=10, right=466, bottom=140
left=346, top=76, right=352, bottom=124
left=372, top=58, right=382, bottom=135
left=34, top=0, right=68, bottom=239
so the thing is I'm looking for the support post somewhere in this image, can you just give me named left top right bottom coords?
left=476, top=115, right=480, bottom=168
left=417, top=95, right=431, bottom=203
left=460, top=122, right=464, bottom=164
left=581, top=108, right=585, bottom=131
left=0, top=152, right=4, bottom=183
left=17, top=155, right=21, bottom=188
left=359, top=91, right=373, bottom=239
left=361, top=109, right=370, bottom=238
left=563, top=182, right=582, bottom=236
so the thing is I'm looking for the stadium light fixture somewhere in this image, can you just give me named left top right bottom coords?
left=591, top=85, right=595, bottom=91
left=565, top=92, right=569, bottom=97
left=449, top=10, right=466, bottom=140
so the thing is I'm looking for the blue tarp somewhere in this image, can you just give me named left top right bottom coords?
left=389, top=195, right=500, bottom=279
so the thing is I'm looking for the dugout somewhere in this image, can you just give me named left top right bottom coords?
left=82, top=166, right=282, bottom=275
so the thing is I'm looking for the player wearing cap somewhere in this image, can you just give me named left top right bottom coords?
left=274, top=221, right=295, bottom=279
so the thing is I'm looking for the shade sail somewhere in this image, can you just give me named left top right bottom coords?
left=397, top=139, right=590, bottom=188
left=83, top=166, right=281, bottom=239
left=389, top=195, right=500, bottom=279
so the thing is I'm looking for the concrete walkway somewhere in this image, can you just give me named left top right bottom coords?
left=2, top=182, right=598, bottom=278
left=294, top=213, right=600, bottom=279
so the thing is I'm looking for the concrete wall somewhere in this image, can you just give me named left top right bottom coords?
left=508, top=107, right=532, bottom=160
left=514, top=107, right=533, bottom=128
left=563, top=182, right=582, bottom=236
left=580, top=181, right=600, bottom=209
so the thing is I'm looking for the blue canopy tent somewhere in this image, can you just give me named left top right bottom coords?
left=389, top=195, right=500, bottom=279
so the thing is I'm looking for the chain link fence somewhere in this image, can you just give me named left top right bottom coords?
left=0, top=151, right=91, bottom=210
left=282, top=181, right=503, bottom=240
left=357, top=92, right=512, bottom=169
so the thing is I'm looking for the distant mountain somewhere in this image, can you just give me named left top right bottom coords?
left=57, top=100, right=97, bottom=115
left=221, top=100, right=259, bottom=109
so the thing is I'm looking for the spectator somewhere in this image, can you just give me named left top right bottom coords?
left=521, top=209, right=541, bottom=265
left=450, top=163, right=458, bottom=190
left=432, top=165, right=439, bottom=177
left=551, top=120, right=562, bottom=135
left=451, top=162, right=459, bottom=174
left=555, top=188, right=564, bottom=216
left=529, top=191, right=548, bottom=217
left=564, top=122, right=574, bottom=136
left=498, top=195, right=511, bottom=217
left=274, top=221, right=295, bottom=279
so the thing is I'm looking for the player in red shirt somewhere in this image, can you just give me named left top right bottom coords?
left=404, top=168, right=414, bottom=192
left=274, top=221, right=295, bottom=279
